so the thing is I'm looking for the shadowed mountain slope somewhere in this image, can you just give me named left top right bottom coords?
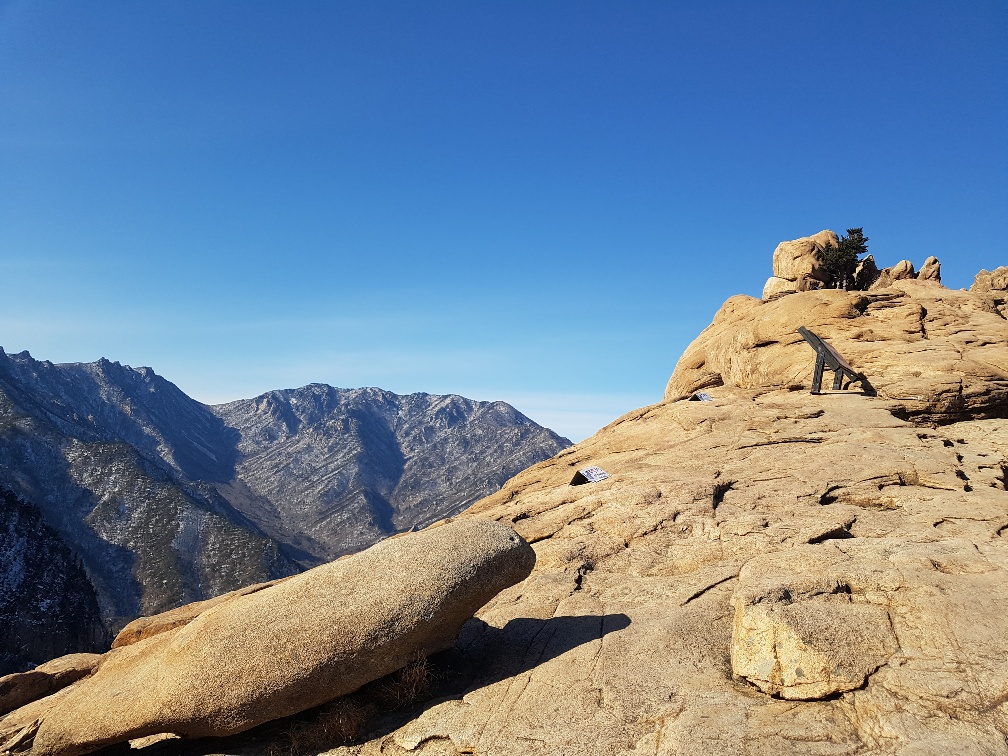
left=0, top=350, right=569, bottom=673
left=0, top=487, right=106, bottom=674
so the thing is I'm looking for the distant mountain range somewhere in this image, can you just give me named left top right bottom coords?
left=0, top=348, right=570, bottom=673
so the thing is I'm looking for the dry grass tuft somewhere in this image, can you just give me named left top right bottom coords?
left=282, top=698, right=370, bottom=755
left=375, top=655, right=430, bottom=707
left=260, top=656, right=431, bottom=755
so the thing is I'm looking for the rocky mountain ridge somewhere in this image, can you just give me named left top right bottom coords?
left=0, top=351, right=569, bottom=672
left=213, top=384, right=568, bottom=559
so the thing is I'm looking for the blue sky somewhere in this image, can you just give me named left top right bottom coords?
left=1, top=2, right=1005, bottom=441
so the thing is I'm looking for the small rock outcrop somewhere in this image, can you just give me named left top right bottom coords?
left=0, top=655, right=101, bottom=718
left=730, top=545, right=898, bottom=700
left=851, top=253, right=879, bottom=290
left=970, top=266, right=1008, bottom=319
left=869, top=259, right=917, bottom=289
left=972, top=266, right=1008, bottom=293
left=917, top=255, right=941, bottom=282
left=772, top=230, right=837, bottom=282
left=0, top=519, right=535, bottom=755
left=762, top=276, right=797, bottom=299
left=761, top=231, right=945, bottom=299
left=889, top=259, right=915, bottom=279
left=763, top=230, right=838, bottom=298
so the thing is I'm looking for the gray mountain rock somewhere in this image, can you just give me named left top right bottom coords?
left=0, top=348, right=570, bottom=672
left=0, top=487, right=106, bottom=674
left=212, top=385, right=571, bottom=558
left=0, top=350, right=299, bottom=674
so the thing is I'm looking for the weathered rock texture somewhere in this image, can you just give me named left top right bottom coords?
left=730, top=545, right=900, bottom=700
left=772, top=230, right=837, bottom=282
left=761, top=276, right=796, bottom=300
left=972, top=266, right=1008, bottom=320
left=763, top=230, right=838, bottom=299
left=972, top=266, right=1008, bottom=293
left=666, top=280, right=1008, bottom=423
left=852, top=253, right=879, bottom=290
left=870, top=260, right=917, bottom=290
left=0, top=655, right=100, bottom=718
left=917, top=255, right=941, bottom=282
left=292, top=271, right=1005, bottom=755
left=109, top=578, right=290, bottom=649
left=0, top=519, right=534, bottom=755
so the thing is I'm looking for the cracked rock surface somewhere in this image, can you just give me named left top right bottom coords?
left=327, top=279, right=1008, bottom=755
left=666, top=279, right=1008, bottom=424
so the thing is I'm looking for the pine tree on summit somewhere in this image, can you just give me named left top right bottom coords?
left=821, top=228, right=869, bottom=289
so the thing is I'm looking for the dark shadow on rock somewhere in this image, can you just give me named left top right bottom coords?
left=344, top=613, right=633, bottom=748
left=125, top=613, right=631, bottom=756
left=449, top=613, right=633, bottom=690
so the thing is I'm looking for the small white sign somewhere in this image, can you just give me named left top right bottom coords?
left=578, top=466, right=609, bottom=483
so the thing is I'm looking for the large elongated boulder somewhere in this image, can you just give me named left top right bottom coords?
left=2, top=519, right=535, bottom=756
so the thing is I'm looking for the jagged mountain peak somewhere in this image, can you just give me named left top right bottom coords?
left=210, top=381, right=571, bottom=557
left=0, top=349, right=237, bottom=484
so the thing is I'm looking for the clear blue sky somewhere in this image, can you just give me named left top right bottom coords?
left=1, top=2, right=1005, bottom=441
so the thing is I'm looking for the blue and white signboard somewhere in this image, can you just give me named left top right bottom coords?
left=579, top=466, right=609, bottom=482
left=570, top=466, right=609, bottom=485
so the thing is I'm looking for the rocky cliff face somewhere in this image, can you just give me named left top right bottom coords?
left=666, top=279, right=1008, bottom=422
left=0, top=350, right=569, bottom=669
left=0, top=350, right=295, bottom=652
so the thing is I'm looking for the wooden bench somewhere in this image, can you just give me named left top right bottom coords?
left=797, top=326, right=867, bottom=395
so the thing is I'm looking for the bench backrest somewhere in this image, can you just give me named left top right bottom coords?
left=797, top=326, right=858, bottom=376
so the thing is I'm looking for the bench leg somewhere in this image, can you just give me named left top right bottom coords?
left=811, top=354, right=825, bottom=394
left=832, top=370, right=844, bottom=391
